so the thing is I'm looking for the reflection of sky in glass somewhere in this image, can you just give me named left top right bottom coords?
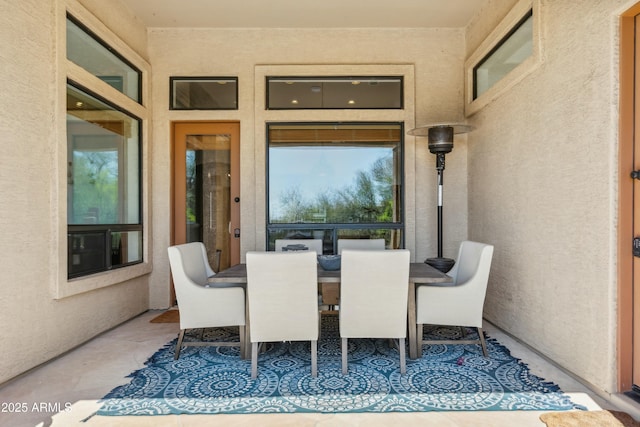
left=269, top=146, right=390, bottom=218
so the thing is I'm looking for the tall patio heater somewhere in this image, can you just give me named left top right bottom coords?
left=407, top=123, right=474, bottom=273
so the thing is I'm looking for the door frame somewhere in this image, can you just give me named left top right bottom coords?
left=170, top=121, right=241, bottom=303
left=618, top=3, right=640, bottom=393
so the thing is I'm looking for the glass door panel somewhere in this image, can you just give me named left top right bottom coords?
left=185, top=135, right=231, bottom=272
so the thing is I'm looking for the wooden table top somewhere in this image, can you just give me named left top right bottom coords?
left=209, top=262, right=452, bottom=284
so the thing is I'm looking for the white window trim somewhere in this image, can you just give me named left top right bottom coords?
left=52, top=0, right=152, bottom=299
left=465, top=0, right=543, bottom=116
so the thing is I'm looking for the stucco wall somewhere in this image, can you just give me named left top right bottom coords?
left=0, top=0, right=150, bottom=384
left=465, top=0, right=633, bottom=393
left=146, top=27, right=470, bottom=308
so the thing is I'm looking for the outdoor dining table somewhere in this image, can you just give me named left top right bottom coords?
left=208, top=262, right=452, bottom=360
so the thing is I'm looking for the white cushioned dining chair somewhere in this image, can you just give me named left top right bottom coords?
left=275, top=238, right=335, bottom=311
left=339, top=249, right=410, bottom=374
left=167, top=242, right=246, bottom=360
left=275, top=238, right=323, bottom=253
left=337, top=238, right=385, bottom=253
left=246, top=250, right=320, bottom=379
left=416, top=240, right=494, bottom=357
left=331, top=238, right=386, bottom=312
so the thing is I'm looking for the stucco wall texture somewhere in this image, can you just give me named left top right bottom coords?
left=465, top=0, right=635, bottom=393
left=0, top=0, right=634, bottom=399
left=0, top=0, right=149, bottom=385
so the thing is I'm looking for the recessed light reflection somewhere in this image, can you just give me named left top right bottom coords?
left=348, top=100, right=355, bottom=105
left=291, top=99, right=299, bottom=104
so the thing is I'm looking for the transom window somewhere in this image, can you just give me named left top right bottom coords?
left=465, top=0, right=541, bottom=116
left=66, top=15, right=142, bottom=103
left=266, top=123, right=404, bottom=253
left=170, top=77, right=238, bottom=110
left=473, top=10, right=533, bottom=99
left=267, top=77, right=403, bottom=109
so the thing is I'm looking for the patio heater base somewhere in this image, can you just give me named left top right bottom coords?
left=425, top=257, right=455, bottom=273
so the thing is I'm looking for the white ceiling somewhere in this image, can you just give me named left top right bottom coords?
left=123, top=0, right=489, bottom=29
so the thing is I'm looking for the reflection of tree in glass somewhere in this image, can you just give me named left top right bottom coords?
left=72, top=151, right=118, bottom=223
left=279, top=187, right=308, bottom=223
left=279, top=155, right=394, bottom=224
left=186, top=151, right=197, bottom=223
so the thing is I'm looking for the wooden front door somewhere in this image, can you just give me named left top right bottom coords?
left=171, top=122, right=240, bottom=302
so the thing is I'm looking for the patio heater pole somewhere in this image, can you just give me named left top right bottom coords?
left=407, top=123, right=474, bottom=273
left=435, top=151, right=446, bottom=260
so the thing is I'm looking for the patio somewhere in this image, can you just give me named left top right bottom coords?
left=0, top=310, right=614, bottom=426
left=4, top=0, right=640, bottom=424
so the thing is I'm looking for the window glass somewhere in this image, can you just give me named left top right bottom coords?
left=267, top=123, right=403, bottom=252
left=66, top=16, right=141, bottom=103
left=67, top=84, right=140, bottom=225
left=170, top=77, right=238, bottom=110
left=267, top=77, right=403, bottom=109
left=474, top=11, right=533, bottom=99
left=67, top=83, right=142, bottom=277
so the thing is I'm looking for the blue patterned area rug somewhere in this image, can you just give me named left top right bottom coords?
left=98, top=315, right=583, bottom=415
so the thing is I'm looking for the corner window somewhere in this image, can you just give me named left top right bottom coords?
left=473, top=11, right=533, bottom=99
left=66, top=15, right=141, bottom=103
left=266, top=123, right=404, bottom=253
left=465, top=0, right=541, bottom=116
left=67, top=83, right=142, bottom=278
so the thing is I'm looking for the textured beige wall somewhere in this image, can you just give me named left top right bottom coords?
left=0, top=0, right=149, bottom=384
left=147, top=27, right=469, bottom=308
left=465, top=0, right=634, bottom=393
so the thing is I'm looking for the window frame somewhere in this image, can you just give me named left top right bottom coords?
left=472, top=10, right=533, bottom=100
left=66, top=13, right=143, bottom=104
left=265, top=121, right=406, bottom=253
left=465, top=0, right=542, bottom=116
left=66, top=80, right=144, bottom=279
left=55, top=1, right=151, bottom=298
left=266, top=76, right=404, bottom=110
left=169, top=76, right=239, bottom=110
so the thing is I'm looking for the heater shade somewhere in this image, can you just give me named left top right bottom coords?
left=407, top=123, right=473, bottom=137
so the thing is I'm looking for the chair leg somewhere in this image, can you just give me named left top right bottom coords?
left=399, top=338, right=406, bottom=374
left=251, top=342, right=259, bottom=379
left=174, top=330, right=185, bottom=360
left=238, top=325, right=246, bottom=357
left=416, top=323, right=424, bottom=358
left=341, top=338, right=348, bottom=374
left=311, top=340, right=318, bottom=378
left=460, top=326, right=467, bottom=338
left=478, top=327, right=488, bottom=357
